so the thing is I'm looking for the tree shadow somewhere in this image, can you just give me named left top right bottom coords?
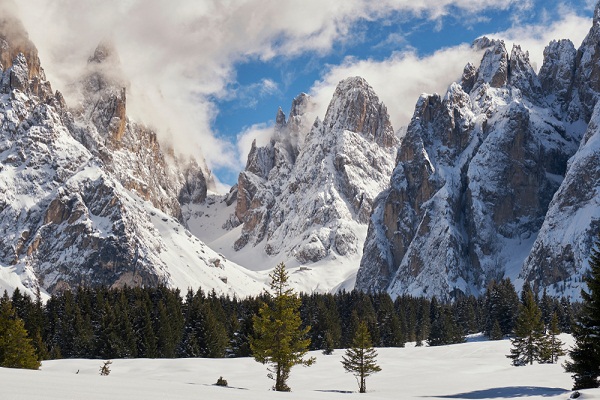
left=315, top=389, right=354, bottom=394
left=431, top=386, right=569, bottom=399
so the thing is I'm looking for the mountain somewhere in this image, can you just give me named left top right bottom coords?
left=188, top=77, right=398, bottom=292
left=356, top=8, right=600, bottom=300
left=0, top=15, right=266, bottom=298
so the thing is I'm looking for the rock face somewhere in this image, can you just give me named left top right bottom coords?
left=232, top=77, right=398, bottom=265
left=356, top=35, right=590, bottom=300
left=68, top=42, right=212, bottom=221
left=0, top=14, right=261, bottom=297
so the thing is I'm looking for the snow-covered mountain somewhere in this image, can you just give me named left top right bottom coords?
left=356, top=7, right=600, bottom=300
left=5, top=4, right=600, bottom=302
left=0, top=15, right=266, bottom=299
left=187, top=77, right=398, bottom=292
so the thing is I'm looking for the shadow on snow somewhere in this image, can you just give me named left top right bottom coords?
left=431, top=386, right=569, bottom=399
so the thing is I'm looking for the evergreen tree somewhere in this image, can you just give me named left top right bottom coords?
left=341, top=321, right=381, bottom=393
left=428, top=304, right=464, bottom=346
left=565, top=235, right=600, bottom=389
left=250, top=263, right=315, bottom=391
left=507, top=287, right=546, bottom=366
left=485, top=279, right=519, bottom=336
left=540, top=312, right=564, bottom=364
left=0, top=295, right=41, bottom=369
left=489, top=320, right=503, bottom=340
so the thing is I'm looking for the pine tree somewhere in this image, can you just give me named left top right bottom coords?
left=540, top=312, right=564, bottom=364
left=565, top=235, right=600, bottom=389
left=0, top=295, right=41, bottom=370
left=489, top=320, right=503, bottom=340
left=507, top=287, right=546, bottom=366
left=250, top=263, right=315, bottom=391
left=341, top=321, right=381, bottom=393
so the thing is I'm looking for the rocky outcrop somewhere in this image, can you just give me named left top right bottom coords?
left=68, top=42, right=212, bottom=221
left=232, top=77, right=398, bottom=264
left=357, top=35, right=584, bottom=300
left=521, top=102, right=600, bottom=296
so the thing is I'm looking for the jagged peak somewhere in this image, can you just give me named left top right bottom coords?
left=461, top=62, right=477, bottom=93
left=475, top=39, right=508, bottom=89
left=472, top=36, right=503, bottom=51
left=323, top=76, right=397, bottom=147
left=508, top=44, right=542, bottom=98
left=595, top=0, right=600, bottom=24
left=275, top=107, right=286, bottom=127
left=0, top=13, right=45, bottom=84
left=290, top=92, right=310, bottom=118
left=88, top=41, right=120, bottom=66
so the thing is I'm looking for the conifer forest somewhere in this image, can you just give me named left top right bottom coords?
left=1, top=279, right=578, bottom=363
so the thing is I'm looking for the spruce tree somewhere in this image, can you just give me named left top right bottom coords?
left=489, top=320, right=503, bottom=340
left=507, top=287, right=546, bottom=366
left=250, top=263, right=315, bottom=391
left=0, top=296, right=41, bottom=369
left=341, top=321, right=381, bottom=393
left=540, top=312, right=564, bottom=364
left=565, top=235, right=600, bottom=389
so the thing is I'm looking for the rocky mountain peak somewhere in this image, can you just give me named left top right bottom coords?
left=475, top=38, right=508, bottom=88
left=275, top=107, right=286, bottom=128
left=509, top=44, right=542, bottom=99
left=290, top=92, right=310, bottom=119
left=0, top=15, right=52, bottom=100
left=573, top=2, right=600, bottom=122
left=88, top=41, right=120, bottom=66
left=538, top=39, right=576, bottom=108
left=323, top=76, right=397, bottom=148
left=79, top=42, right=128, bottom=142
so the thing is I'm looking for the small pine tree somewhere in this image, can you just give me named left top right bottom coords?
left=0, top=296, right=41, bottom=370
left=216, top=376, right=228, bottom=386
left=100, top=360, right=112, bottom=376
left=507, top=288, right=546, bottom=366
left=565, top=235, right=600, bottom=389
left=490, top=320, right=503, bottom=340
left=250, top=263, right=315, bottom=392
left=342, top=321, right=381, bottom=393
left=540, top=312, right=565, bottom=364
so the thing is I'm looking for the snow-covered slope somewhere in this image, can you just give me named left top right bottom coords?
left=187, top=77, right=398, bottom=293
left=0, top=14, right=266, bottom=299
left=1, top=335, right=591, bottom=400
left=356, top=37, right=588, bottom=300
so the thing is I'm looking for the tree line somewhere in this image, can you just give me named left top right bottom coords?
left=0, top=277, right=578, bottom=366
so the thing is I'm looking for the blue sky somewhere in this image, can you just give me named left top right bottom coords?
left=17, top=0, right=597, bottom=188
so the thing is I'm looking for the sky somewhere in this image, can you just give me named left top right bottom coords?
left=10, top=0, right=598, bottom=188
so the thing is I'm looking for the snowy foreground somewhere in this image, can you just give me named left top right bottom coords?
left=2, top=335, right=598, bottom=400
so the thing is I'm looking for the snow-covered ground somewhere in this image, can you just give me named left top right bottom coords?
left=2, top=334, right=596, bottom=400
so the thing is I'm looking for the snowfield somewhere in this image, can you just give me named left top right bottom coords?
left=2, top=335, right=597, bottom=400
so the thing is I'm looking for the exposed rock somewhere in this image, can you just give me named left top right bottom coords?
left=521, top=101, right=600, bottom=297
left=475, top=39, right=508, bottom=88
left=538, top=39, right=577, bottom=115
left=357, top=34, right=583, bottom=300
